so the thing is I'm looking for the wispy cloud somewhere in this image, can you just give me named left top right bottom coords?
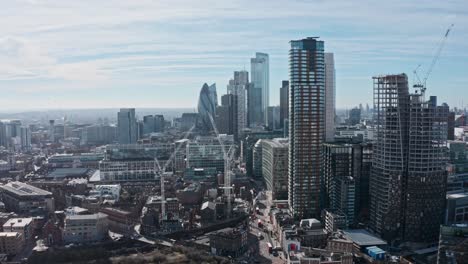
left=0, top=0, right=466, bottom=109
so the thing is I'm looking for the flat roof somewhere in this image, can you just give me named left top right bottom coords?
left=48, top=168, right=90, bottom=178
left=343, top=229, right=387, bottom=247
left=0, top=232, right=20, bottom=237
left=67, top=212, right=107, bottom=221
left=3, top=218, right=33, bottom=228
left=0, top=181, right=52, bottom=197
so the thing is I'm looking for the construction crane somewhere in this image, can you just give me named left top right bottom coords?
left=414, top=23, right=454, bottom=94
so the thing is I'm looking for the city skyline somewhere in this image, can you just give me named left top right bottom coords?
left=1, top=0, right=466, bottom=111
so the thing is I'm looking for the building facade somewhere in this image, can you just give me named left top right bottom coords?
left=325, top=53, right=336, bottom=142
left=227, top=71, right=249, bottom=139
left=117, top=108, right=138, bottom=144
left=370, top=74, right=449, bottom=243
left=197, top=83, right=218, bottom=133
left=280, top=80, right=289, bottom=130
left=262, top=139, right=289, bottom=200
left=289, top=37, right=326, bottom=219
left=251, top=52, right=269, bottom=125
left=63, top=213, right=109, bottom=243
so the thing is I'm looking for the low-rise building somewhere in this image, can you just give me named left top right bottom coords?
left=437, top=224, right=468, bottom=264
left=0, top=181, right=54, bottom=214
left=2, top=218, right=33, bottom=241
left=0, top=232, right=24, bottom=255
left=63, top=213, right=108, bottom=243
left=209, top=228, right=248, bottom=258
left=445, top=192, right=468, bottom=224
left=322, top=209, right=347, bottom=234
left=99, top=207, right=135, bottom=234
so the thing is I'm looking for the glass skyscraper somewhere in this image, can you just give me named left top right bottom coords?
left=250, top=52, right=269, bottom=125
left=288, top=37, right=326, bottom=219
left=117, top=108, right=138, bottom=144
left=197, top=83, right=218, bottom=133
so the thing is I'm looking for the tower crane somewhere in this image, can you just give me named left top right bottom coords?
left=414, top=24, right=454, bottom=94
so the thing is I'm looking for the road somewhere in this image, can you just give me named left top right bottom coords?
left=249, top=190, right=285, bottom=264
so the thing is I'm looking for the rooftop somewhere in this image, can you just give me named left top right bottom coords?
left=0, top=181, right=52, bottom=197
left=0, top=232, right=20, bottom=238
left=47, top=168, right=91, bottom=179
left=3, top=218, right=33, bottom=228
left=66, top=212, right=108, bottom=221
left=343, top=229, right=387, bottom=247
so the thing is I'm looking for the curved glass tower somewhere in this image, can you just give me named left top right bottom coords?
left=197, top=83, right=218, bottom=133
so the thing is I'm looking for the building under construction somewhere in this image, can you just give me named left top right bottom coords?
left=370, top=74, right=449, bottom=243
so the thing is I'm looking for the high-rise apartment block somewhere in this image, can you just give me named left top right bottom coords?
left=251, top=52, right=269, bottom=125
left=325, top=53, right=336, bottom=142
left=117, top=108, right=138, bottom=144
left=288, top=37, right=326, bottom=219
left=370, top=74, right=449, bottom=243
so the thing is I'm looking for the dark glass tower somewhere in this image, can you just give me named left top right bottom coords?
left=288, top=37, right=325, bottom=219
left=370, top=74, right=448, bottom=243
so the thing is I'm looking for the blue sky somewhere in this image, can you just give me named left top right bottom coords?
left=0, top=0, right=467, bottom=110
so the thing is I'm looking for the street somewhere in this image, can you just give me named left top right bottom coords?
left=248, top=190, right=285, bottom=264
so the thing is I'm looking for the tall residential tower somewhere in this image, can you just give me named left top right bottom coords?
left=288, top=37, right=326, bottom=219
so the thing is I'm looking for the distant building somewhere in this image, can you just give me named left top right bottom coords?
left=279, top=80, right=289, bottom=130
left=267, top=106, right=280, bottom=130
left=81, top=124, right=117, bottom=145
left=348, top=108, right=361, bottom=125
left=197, top=83, right=218, bottom=133
left=20, top=126, right=31, bottom=150
left=176, top=113, right=198, bottom=131
left=215, top=94, right=237, bottom=135
left=47, top=153, right=105, bottom=169
left=0, top=120, right=22, bottom=149
left=142, top=115, right=165, bottom=135
left=186, top=136, right=234, bottom=173
left=99, top=143, right=173, bottom=182
left=0, top=182, right=54, bottom=214
left=63, top=213, right=108, bottom=243
left=227, top=71, right=249, bottom=139
left=117, top=108, right=138, bottom=144
left=261, top=138, right=289, bottom=200
left=250, top=52, right=269, bottom=125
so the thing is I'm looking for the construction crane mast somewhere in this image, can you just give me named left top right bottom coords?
left=414, top=24, right=454, bottom=94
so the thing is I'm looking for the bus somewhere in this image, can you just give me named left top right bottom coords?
left=267, top=243, right=273, bottom=254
